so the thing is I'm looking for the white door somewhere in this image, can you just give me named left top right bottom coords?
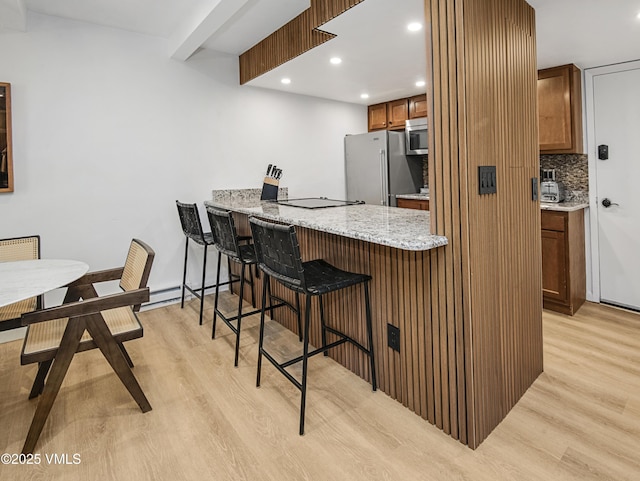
left=592, top=65, right=640, bottom=310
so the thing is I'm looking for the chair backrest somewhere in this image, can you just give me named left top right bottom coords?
left=176, top=201, right=207, bottom=244
left=249, top=217, right=305, bottom=290
left=120, top=239, right=155, bottom=311
left=0, top=235, right=40, bottom=262
left=206, top=206, right=242, bottom=261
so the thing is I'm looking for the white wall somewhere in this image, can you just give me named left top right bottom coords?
left=0, top=13, right=366, bottom=306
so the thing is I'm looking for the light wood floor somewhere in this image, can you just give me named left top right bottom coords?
left=1, top=295, right=639, bottom=480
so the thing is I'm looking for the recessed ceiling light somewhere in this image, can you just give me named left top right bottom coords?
left=330, top=57, right=342, bottom=65
left=637, top=11, right=640, bottom=19
left=415, top=80, right=426, bottom=87
left=281, top=78, right=291, bottom=85
left=407, top=22, right=422, bottom=32
left=360, top=93, right=370, bottom=99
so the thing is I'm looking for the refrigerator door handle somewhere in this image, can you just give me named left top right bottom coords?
left=380, top=149, right=389, bottom=205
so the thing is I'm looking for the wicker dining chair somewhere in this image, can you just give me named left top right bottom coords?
left=19, top=238, right=155, bottom=454
left=0, top=235, right=42, bottom=332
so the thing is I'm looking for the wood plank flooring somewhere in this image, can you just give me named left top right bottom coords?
left=0, top=297, right=639, bottom=480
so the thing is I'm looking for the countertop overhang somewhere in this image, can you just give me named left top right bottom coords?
left=540, top=200, right=589, bottom=212
left=205, top=198, right=448, bottom=251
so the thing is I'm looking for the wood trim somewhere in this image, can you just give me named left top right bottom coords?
left=0, top=82, right=13, bottom=193
left=239, top=0, right=364, bottom=84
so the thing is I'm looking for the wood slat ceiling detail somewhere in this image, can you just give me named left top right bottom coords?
left=426, top=0, right=543, bottom=448
left=239, top=0, right=364, bottom=85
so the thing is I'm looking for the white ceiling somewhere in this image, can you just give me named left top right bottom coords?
left=2, top=0, right=640, bottom=105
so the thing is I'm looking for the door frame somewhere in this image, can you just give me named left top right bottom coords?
left=584, top=59, right=640, bottom=303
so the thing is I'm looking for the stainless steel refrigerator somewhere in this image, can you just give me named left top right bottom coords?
left=344, top=131, right=423, bottom=206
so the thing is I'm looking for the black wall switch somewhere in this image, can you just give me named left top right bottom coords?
left=532, top=177, right=538, bottom=201
left=478, top=166, right=497, bottom=195
left=387, top=324, right=400, bottom=352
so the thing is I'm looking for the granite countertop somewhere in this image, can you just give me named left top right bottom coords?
left=540, top=200, right=589, bottom=212
left=396, top=193, right=430, bottom=201
left=205, top=197, right=448, bottom=251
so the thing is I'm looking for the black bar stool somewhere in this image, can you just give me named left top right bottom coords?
left=176, top=201, right=240, bottom=325
left=206, top=206, right=259, bottom=366
left=249, top=216, right=377, bottom=435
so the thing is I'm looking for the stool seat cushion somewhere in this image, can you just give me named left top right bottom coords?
left=237, top=244, right=258, bottom=264
left=190, top=231, right=215, bottom=246
left=289, top=259, right=371, bottom=296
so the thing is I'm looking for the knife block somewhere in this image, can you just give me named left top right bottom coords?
left=260, top=177, right=279, bottom=200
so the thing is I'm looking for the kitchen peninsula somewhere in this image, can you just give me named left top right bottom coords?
left=206, top=189, right=448, bottom=427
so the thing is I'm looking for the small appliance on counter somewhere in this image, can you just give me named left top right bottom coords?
left=540, top=169, right=565, bottom=203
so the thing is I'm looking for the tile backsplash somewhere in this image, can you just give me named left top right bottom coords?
left=540, top=153, right=589, bottom=202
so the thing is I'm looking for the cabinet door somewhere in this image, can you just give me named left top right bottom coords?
left=541, top=229, right=567, bottom=302
left=409, top=94, right=428, bottom=119
left=387, top=99, right=409, bottom=130
left=397, top=198, right=429, bottom=210
left=538, top=64, right=583, bottom=153
left=397, top=198, right=419, bottom=210
left=368, top=103, right=387, bottom=131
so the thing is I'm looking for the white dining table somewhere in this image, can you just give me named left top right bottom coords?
left=0, top=259, right=89, bottom=308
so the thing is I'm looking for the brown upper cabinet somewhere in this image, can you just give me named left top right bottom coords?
left=538, top=64, right=584, bottom=154
left=409, top=94, right=427, bottom=119
left=368, top=94, right=426, bottom=132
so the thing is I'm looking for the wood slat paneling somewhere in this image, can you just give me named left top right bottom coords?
left=239, top=0, right=364, bottom=84
left=425, top=0, right=542, bottom=448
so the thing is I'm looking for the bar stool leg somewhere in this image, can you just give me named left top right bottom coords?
left=212, top=251, right=223, bottom=339
left=318, top=295, right=328, bottom=356
left=256, top=276, right=269, bottom=388
left=299, top=294, right=312, bottom=435
left=295, top=293, right=302, bottom=342
left=199, top=246, right=208, bottom=325
left=248, top=263, right=256, bottom=307
left=234, top=263, right=246, bottom=367
left=181, top=237, right=189, bottom=308
left=364, top=282, right=377, bottom=391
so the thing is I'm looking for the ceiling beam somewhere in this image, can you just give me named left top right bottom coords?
left=168, top=0, right=249, bottom=61
left=0, top=0, right=27, bottom=32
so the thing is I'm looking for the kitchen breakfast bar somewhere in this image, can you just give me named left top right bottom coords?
left=205, top=189, right=450, bottom=429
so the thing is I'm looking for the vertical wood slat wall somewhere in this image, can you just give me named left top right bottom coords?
left=426, top=0, right=543, bottom=448
left=239, top=0, right=364, bottom=85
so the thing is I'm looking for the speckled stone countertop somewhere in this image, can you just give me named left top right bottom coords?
left=206, top=191, right=448, bottom=251
left=396, top=193, right=430, bottom=201
left=540, top=201, right=589, bottom=212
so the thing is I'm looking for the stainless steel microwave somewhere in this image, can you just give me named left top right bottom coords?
left=405, top=118, right=428, bottom=155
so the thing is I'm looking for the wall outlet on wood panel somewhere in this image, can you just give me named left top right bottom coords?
left=387, top=324, right=400, bottom=352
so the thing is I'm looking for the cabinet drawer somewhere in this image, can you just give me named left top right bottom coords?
left=541, top=211, right=566, bottom=232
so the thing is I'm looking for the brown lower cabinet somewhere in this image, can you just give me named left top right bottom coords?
left=397, top=197, right=429, bottom=210
left=541, top=209, right=586, bottom=315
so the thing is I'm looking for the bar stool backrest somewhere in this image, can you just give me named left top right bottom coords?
left=176, top=201, right=207, bottom=245
left=249, top=217, right=305, bottom=291
left=206, top=207, right=242, bottom=261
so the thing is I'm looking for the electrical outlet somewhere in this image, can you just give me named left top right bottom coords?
left=478, top=166, right=497, bottom=195
left=387, top=324, right=400, bottom=352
